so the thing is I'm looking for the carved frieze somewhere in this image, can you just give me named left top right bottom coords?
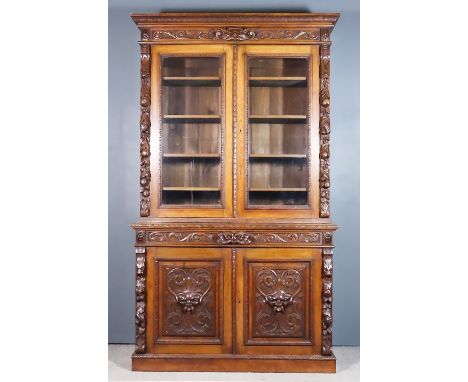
left=253, top=268, right=305, bottom=337
left=135, top=249, right=146, bottom=353
left=146, top=231, right=321, bottom=245
left=139, top=45, right=151, bottom=217
left=142, top=27, right=320, bottom=42
left=322, top=248, right=333, bottom=355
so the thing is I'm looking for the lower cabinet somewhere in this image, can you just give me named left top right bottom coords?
left=235, top=248, right=322, bottom=355
left=146, top=247, right=232, bottom=354
left=145, top=247, right=322, bottom=356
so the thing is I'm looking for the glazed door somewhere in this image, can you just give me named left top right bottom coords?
left=236, top=45, right=320, bottom=218
left=146, top=247, right=232, bottom=354
left=235, top=248, right=322, bottom=355
left=150, top=45, right=233, bottom=217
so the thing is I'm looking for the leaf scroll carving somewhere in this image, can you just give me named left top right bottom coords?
left=146, top=28, right=319, bottom=41
left=146, top=231, right=321, bottom=245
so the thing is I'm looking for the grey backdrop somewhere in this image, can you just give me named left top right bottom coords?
left=109, top=0, right=359, bottom=345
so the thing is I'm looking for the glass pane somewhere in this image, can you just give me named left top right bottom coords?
left=247, top=57, right=309, bottom=207
left=161, top=56, right=222, bottom=206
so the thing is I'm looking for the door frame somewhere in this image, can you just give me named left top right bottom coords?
left=150, top=44, right=234, bottom=217
left=235, top=45, right=320, bottom=218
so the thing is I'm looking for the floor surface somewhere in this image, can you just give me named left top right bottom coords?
left=108, top=345, right=360, bottom=381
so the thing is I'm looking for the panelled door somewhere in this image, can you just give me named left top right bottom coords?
left=146, top=247, right=232, bottom=354
left=236, top=45, right=320, bottom=218
left=150, top=45, right=233, bottom=217
left=235, top=248, right=322, bottom=355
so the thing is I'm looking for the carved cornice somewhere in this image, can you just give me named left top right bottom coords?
left=139, top=45, right=151, bottom=217
left=322, top=248, right=333, bottom=355
left=319, top=39, right=331, bottom=218
left=145, top=231, right=321, bottom=245
left=132, top=13, right=340, bottom=27
left=135, top=248, right=146, bottom=353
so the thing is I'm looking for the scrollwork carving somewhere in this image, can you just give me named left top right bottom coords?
left=135, top=249, right=146, bottom=353
left=139, top=45, right=151, bottom=217
left=148, top=28, right=319, bottom=41
left=214, top=27, right=256, bottom=40
left=163, top=268, right=215, bottom=336
left=322, top=249, right=333, bottom=355
left=254, top=268, right=304, bottom=336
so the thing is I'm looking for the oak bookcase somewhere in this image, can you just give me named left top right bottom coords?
left=130, top=12, right=339, bottom=373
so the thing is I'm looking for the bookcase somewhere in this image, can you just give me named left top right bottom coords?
left=131, top=12, right=339, bottom=372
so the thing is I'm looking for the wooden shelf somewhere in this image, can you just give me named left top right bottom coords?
left=163, top=153, right=220, bottom=158
left=249, top=76, right=307, bottom=87
left=249, top=188, right=307, bottom=192
left=163, top=115, right=221, bottom=122
left=163, top=76, right=221, bottom=86
left=249, top=154, right=306, bottom=159
left=249, top=115, right=307, bottom=121
left=163, top=187, right=221, bottom=192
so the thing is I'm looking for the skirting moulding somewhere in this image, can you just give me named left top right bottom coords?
left=130, top=12, right=339, bottom=373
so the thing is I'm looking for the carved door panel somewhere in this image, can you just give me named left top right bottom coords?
left=235, top=248, right=322, bottom=355
left=146, top=247, right=232, bottom=354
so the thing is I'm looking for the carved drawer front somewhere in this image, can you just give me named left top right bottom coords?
left=146, top=247, right=232, bottom=354
left=235, top=248, right=322, bottom=355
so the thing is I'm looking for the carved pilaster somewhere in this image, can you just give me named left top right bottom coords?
left=322, top=248, right=333, bottom=355
left=233, top=45, right=238, bottom=216
left=135, top=247, right=146, bottom=353
left=140, top=45, right=151, bottom=217
left=319, top=34, right=331, bottom=218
